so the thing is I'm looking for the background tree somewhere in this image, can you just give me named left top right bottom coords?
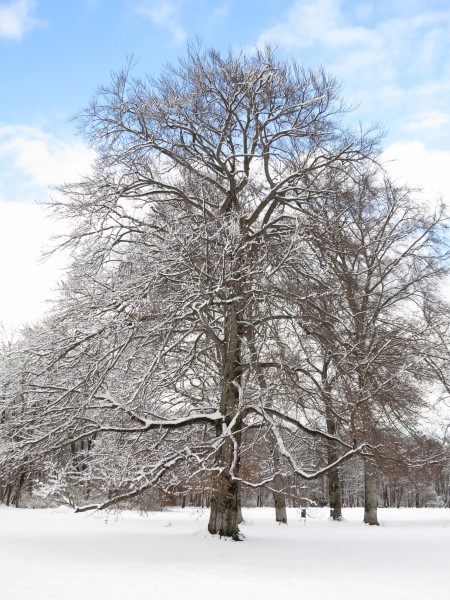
left=271, top=168, right=449, bottom=523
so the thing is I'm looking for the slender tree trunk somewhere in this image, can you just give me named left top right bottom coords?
left=237, top=493, right=244, bottom=524
left=364, top=460, right=379, bottom=525
left=270, top=444, right=287, bottom=524
left=272, top=472, right=287, bottom=524
left=325, top=401, right=342, bottom=521
left=328, top=467, right=342, bottom=520
left=246, top=303, right=287, bottom=524
left=383, top=483, right=389, bottom=508
left=5, top=483, right=12, bottom=506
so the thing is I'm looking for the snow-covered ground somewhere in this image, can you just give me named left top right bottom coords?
left=1, top=505, right=449, bottom=599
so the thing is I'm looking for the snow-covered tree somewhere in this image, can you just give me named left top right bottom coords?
left=1, top=46, right=381, bottom=538
left=1, top=46, right=448, bottom=540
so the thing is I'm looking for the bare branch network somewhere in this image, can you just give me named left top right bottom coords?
left=1, top=45, right=449, bottom=537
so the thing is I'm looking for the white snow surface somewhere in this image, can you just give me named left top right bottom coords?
left=1, top=506, right=449, bottom=599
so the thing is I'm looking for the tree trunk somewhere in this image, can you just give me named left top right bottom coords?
left=257, top=490, right=263, bottom=507
left=383, top=483, right=390, bottom=508
left=364, top=460, right=379, bottom=525
left=5, top=483, right=12, bottom=506
left=328, top=467, right=342, bottom=520
left=208, top=423, right=242, bottom=538
left=272, top=472, right=287, bottom=524
left=237, top=493, right=244, bottom=524
left=208, top=472, right=241, bottom=540
left=271, top=444, right=287, bottom=524
left=207, top=303, right=243, bottom=540
left=325, top=401, right=343, bottom=521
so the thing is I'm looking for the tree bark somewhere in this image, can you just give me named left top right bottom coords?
left=272, top=472, right=287, bottom=524
left=325, top=400, right=342, bottom=521
left=328, top=467, right=342, bottom=520
left=208, top=472, right=241, bottom=539
left=270, top=443, right=287, bottom=524
left=383, top=483, right=390, bottom=508
left=237, top=493, right=244, bottom=524
left=364, top=460, right=379, bottom=525
left=207, top=303, right=243, bottom=540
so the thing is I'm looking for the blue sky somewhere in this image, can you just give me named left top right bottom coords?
left=1, top=0, right=450, bottom=331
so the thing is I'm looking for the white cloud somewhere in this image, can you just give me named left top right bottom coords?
left=0, top=0, right=40, bottom=40
left=0, top=125, right=95, bottom=187
left=381, top=140, right=450, bottom=204
left=11, top=137, right=94, bottom=187
left=406, top=111, right=450, bottom=130
left=0, top=125, right=94, bottom=331
left=0, top=196, right=67, bottom=334
left=134, top=0, right=186, bottom=45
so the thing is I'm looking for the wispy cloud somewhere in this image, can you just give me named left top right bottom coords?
left=406, top=111, right=450, bottom=130
left=134, top=0, right=186, bottom=45
left=210, top=3, right=229, bottom=21
left=255, top=0, right=378, bottom=54
left=254, top=0, right=450, bottom=147
left=256, top=0, right=450, bottom=76
left=0, top=0, right=40, bottom=40
left=260, top=6, right=442, bottom=84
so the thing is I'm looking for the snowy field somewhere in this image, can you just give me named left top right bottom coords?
left=1, top=506, right=449, bottom=599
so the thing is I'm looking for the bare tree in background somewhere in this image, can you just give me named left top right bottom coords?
left=286, top=170, right=449, bottom=524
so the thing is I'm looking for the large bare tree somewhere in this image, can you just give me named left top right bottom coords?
left=1, top=46, right=387, bottom=538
